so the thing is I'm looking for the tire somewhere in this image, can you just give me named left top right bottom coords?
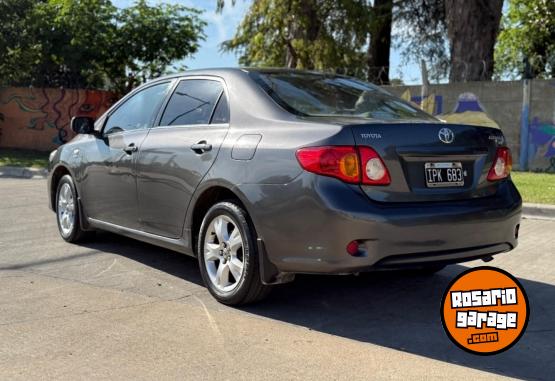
left=55, top=174, right=88, bottom=243
left=197, top=201, right=271, bottom=305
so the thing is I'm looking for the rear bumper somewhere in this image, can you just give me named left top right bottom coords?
left=237, top=174, right=522, bottom=274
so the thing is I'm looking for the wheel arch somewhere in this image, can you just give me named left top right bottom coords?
left=49, top=164, right=72, bottom=212
left=188, top=184, right=251, bottom=256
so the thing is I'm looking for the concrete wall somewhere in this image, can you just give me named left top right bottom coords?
left=384, top=79, right=555, bottom=172
left=0, top=81, right=554, bottom=172
left=0, top=87, right=116, bottom=152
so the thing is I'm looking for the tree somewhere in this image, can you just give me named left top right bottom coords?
left=220, top=0, right=369, bottom=78
left=393, top=0, right=449, bottom=83
left=0, top=0, right=206, bottom=93
left=114, top=0, right=206, bottom=91
left=444, top=0, right=503, bottom=82
left=367, top=0, right=393, bottom=84
left=495, top=0, right=555, bottom=79
left=0, top=0, right=45, bottom=86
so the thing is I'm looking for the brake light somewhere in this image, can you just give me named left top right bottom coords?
left=296, top=146, right=390, bottom=185
left=295, top=146, right=360, bottom=183
left=487, top=147, right=512, bottom=181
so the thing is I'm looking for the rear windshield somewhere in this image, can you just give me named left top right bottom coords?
left=250, top=71, right=437, bottom=121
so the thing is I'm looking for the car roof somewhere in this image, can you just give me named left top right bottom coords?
left=154, top=67, right=339, bottom=81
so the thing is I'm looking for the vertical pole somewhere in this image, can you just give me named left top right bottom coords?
left=519, top=79, right=531, bottom=171
left=420, top=59, right=429, bottom=111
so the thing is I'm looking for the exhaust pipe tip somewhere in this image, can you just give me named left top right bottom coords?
left=482, top=255, right=494, bottom=263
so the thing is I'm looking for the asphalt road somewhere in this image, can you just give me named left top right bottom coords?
left=1, top=178, right=554, bottom=380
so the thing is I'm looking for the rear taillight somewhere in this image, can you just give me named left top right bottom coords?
left=358, top=146, right=391, bottom=185
left=487, top=147, right=512, bottom=181
left=296, top=146, right=390, bottom=185
left=295, top=146, right=360, bottom=183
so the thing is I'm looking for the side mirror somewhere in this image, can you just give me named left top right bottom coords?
left=70, top=116, right=95, bottom=135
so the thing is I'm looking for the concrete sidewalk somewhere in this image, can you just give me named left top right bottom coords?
left=0, top=165, right=47, bottom=179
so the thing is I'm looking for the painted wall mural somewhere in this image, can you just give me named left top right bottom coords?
left=401, top=90, right=500, bottom=129
left=0, top=87, right=116, bottom=151
left=529, top=117, right=555, bottom=172
left=391, top=79, right=555, bottom=172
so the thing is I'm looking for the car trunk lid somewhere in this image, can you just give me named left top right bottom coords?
left=349, top=122, right=506, bottom=202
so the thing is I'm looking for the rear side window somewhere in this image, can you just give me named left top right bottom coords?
left=250, top=71, right=437, bottom=121
left=210, top=92, right=229, bottom=124
left=159, top=79, right=223, bottom=126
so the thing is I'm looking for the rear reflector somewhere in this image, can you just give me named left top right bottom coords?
left=346, top=240, right=361, bottom=256
left=487, top=147, right=512, bottom=181
left=296, top=145, right=390, bottom=185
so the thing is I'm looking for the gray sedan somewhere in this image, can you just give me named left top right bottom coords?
left=48, top=68, right=522, bottom=305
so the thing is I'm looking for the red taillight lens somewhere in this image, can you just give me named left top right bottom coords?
left=358, top=146, right=391, bottom=185
left=296, top=146, right=360, bottom=183
left=296, top=145, right=390, bottom=185
left=487, top=147, right=512, bottom=181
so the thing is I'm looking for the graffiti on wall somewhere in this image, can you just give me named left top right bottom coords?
left=0, top=87, right=116, bottom=151
left=401, top=90, right=500, bottom=129
left=529, top=117, right=555, bottom=172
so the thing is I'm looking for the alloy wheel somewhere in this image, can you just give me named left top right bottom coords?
left=57, top=182, right=75, bottom=236
left=203, top=215, right=245, bottom=292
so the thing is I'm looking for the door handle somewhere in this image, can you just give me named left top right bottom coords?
left=123, top=143, right=138, bottom=154
left=190, top=141, right=212, bottom=154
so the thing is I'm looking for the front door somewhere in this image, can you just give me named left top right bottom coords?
left=80, top=81, right=172, bottom=229
left=136, top=78, right=230, bottom=238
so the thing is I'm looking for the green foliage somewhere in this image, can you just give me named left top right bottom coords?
left=393, top=0, right=449, bottom=82
left=221, top=0, right=370, bottom=78
left=495, top=0, right=555, bottom=79
left=0, top=0, right=44, bottom=85
left=0, top=0, right=206, bottom=93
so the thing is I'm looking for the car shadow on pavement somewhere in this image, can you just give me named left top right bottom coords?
left=78, top=234, right=553, bottom=380
left=77, top=232, right=205, bottom=287
left=243, top=267, right=554, bottom=381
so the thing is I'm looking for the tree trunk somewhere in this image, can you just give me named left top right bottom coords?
left=445, top=0, right=503, bottom=82
left=367, top=0, right=392, bottom=85
left=285, top=0, right=320, bottom=69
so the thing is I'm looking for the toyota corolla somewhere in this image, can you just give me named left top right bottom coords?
left=48, top=68, right=522, bottom=305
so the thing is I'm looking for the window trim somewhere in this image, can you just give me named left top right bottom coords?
left=100, top=79, right=175, bottom=137
left=153, top=75, right=230, bottom=129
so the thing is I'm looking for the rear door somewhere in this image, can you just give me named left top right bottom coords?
left=350, top=122, right=504, bottom=202
left=136, top=77, right=230, bottom=238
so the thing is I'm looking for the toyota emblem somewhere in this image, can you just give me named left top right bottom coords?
left=438, top=128, right=455, bottom=144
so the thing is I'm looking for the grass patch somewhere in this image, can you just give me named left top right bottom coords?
left=0, top=148, right=49, bottom=168
left=511, top=171, right=555, bottom=204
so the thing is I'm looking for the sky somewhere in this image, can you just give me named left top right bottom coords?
left=112, top=0, right=422, bottom=84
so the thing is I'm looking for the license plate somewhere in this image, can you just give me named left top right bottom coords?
left=425, top=162, right=464, bottom=187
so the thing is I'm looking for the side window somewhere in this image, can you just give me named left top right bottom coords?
left=159, top=79, right=223, bottom=126
left=104, top=82, right=171, bottom=135
left=210, top=92, right=229, bottom=124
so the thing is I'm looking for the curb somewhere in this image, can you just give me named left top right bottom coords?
left=0, top=166, right=48, bottom=179
left=522, top=203, right=555, bottom=221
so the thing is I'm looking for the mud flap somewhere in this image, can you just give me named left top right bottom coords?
left=257, top=238, right=295, bottom=285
